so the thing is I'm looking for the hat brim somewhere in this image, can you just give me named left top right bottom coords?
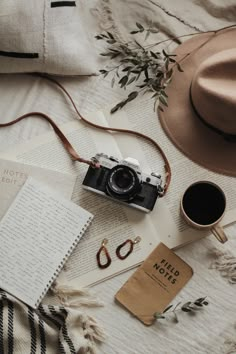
left=159, top=27, right=236, bottom=177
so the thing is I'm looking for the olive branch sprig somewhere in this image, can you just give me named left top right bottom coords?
left=96, top=23, right=235, bottom=114
left=153, top=296, right=209, bottom=323
left=95, top=22, right=185, bottom=114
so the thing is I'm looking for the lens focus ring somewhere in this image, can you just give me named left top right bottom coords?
left=106, top=165, right=140, bottom=201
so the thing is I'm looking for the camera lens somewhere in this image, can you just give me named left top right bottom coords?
left=114, top=169, right=133, bottom=189
left=106, top=165, right=140, bottom=201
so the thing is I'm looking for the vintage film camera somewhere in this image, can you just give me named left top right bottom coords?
left=82, top=153, right=163, bottom=212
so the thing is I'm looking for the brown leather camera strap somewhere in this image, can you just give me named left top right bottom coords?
left=0, top=74, right=171, bottom=196
left=0, top=111, right=97, bottom=167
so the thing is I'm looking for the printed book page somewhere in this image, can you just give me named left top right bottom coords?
left=0, top=177, right=93, bottom=308
left=0, top=112, right=161, bottom=287
left=102, top=100, right=236, bottom=248
left=0, top=157, right=76, bottom=221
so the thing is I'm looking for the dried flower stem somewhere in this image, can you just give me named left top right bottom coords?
left=154, top=297, right=209, bottom=323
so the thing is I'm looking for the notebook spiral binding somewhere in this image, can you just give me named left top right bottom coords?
left=34, top=215, right=93, bottom=308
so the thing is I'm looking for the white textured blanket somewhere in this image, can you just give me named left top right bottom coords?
left=0, top=1, right=236, bottom=353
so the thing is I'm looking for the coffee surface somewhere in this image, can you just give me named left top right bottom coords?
left=182, top=183, right=225, bottom=225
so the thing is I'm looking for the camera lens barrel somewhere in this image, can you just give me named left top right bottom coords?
left=105, top=165, right=141, bottom=201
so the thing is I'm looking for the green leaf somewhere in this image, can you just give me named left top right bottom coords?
left=181, top=308, right=192, bottom=313
left=165, top=58, right=170, bottom=70
left=150, top=51, right=159, bottom=59
left=177, top=63, right=184, bottom=72
left=111, top=77, right=115, bottom=88
left=130, top=59, right=140, bottom=65
left=107, top=32, right=114, bottom=39
left=127, top=76, right=136, bottom=85
left=144, top=68, right=149, bottom=80
left=110, top=101, right=124, bottom=114
left=136, top=22, right=144, bottom=30
left=122, top=66, right=133, bottom=72
left=131, top=69, right=141, bottom=74
left=166, top=68, right=173, bottom=80
left=107, top=39, right=116, bottom=44
left=160, top=90, right=168, bottom=98
left=130, top=30, right=141, bottom=34
left=154, top=312, right=165, bottom=320
left=145, top=30, right=150, bottom=41
left=159, top=95, right=168, bottom=107
left=195, top=297, right=206, bottom=303
left=173, top=312, right=179, bottom=323
left=154, top=98, right=160, bottom=111
left=162, top=49, right=168, bottom=58
left=163, top=305, right=173, bottom=313
left=151, top=92, right=159, bottom=98
left=100, top=52, right=112, bottom=57
left=165, top=77, right=172, bottom=85
left=110, top=53, right=120, bottom=59
left=127, top=91, right=139, bottom=101
left=118, top=75, right=129, bottom=88
left=182, top=302, right=192, bottom=309
left=135, top=71, right=142, bottom=81
left=110, top=105, right=120, bottom=114
left=149, top=28, right=159, bottom=34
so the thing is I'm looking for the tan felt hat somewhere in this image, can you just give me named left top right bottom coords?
left=159, top=26, right=236, bottom=176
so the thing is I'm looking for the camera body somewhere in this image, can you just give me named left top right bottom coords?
left=82, top=153, right=163, bottom=212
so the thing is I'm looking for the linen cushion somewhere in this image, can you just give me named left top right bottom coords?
left=0, top=0, right=98, bottom=75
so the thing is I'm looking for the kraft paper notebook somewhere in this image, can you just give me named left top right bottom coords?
left=115, top=243, right=193, bottom=325
left=0, top=176, right=93, bottom=309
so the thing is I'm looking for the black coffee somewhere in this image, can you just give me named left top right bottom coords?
left=182, top=182, right=226, bottom=225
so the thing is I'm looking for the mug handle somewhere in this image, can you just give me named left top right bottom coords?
left=211, top=224, right=228, bottom=243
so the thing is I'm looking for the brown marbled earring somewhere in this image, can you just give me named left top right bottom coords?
left=116, top=236, right=141, bottom=260
left=96, top=238, right=112, bottom=269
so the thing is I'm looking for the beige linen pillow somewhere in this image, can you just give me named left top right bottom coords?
left=0, top=0, right=98, bottom=75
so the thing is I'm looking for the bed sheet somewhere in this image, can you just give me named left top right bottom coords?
left=0, top=1, right=236, bottom=353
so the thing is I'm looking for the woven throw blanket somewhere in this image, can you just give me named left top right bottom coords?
left=0, top=290, right=104, bottom=354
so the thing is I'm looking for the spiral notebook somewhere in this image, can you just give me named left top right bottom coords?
left=0, top=176, right=93, bottom=309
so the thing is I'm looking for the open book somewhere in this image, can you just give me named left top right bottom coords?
left=0, top=156, right=76, bottom=220
left=1, top=104, right=236, bottom=287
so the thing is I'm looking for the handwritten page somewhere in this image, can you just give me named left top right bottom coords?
left=0, top=177, right=93, bottom=308
left=0, top=157, right=77, bottom=221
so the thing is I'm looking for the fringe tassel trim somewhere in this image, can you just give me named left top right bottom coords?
left=209, top=248, right=236, bottom=284
left=51, top=283, right=104, bottom=308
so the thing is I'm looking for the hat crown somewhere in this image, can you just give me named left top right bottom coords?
left=191, top=48, right=236, bottom=135
left=159, top=28, right=236, bottom=176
